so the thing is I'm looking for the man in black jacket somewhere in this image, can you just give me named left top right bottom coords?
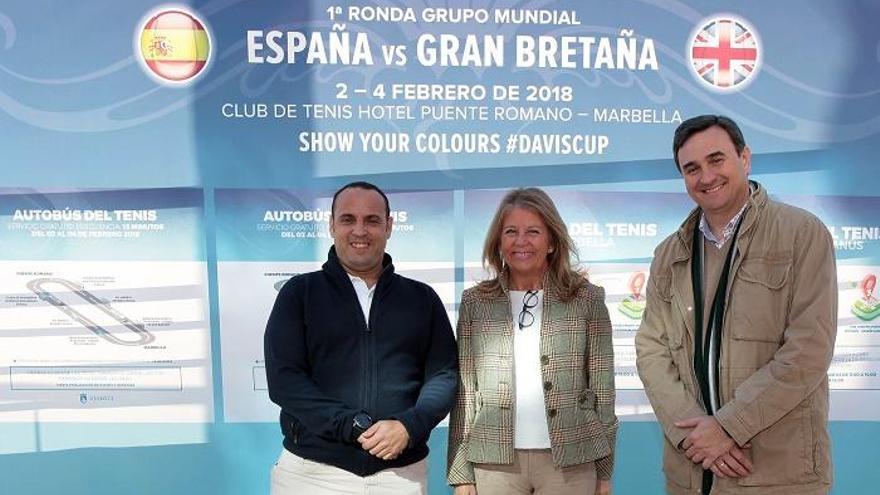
left=265, top=181, right=458, bottom=494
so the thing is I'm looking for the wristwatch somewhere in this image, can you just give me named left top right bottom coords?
left=351, top=412, right=373, bottom=442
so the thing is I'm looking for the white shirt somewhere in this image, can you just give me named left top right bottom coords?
left=510, top=290, right=551, bottom=448
left=348, top=274, right=375, bottom=327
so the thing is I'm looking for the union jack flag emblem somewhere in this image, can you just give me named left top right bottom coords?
left=689, top=15, right=761, bottom=92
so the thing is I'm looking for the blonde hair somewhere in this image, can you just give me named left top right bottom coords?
left=477, top=188, right=584, bottom=301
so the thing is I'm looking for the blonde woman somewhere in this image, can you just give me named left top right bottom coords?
left=448, top=188, right=617, bottom=495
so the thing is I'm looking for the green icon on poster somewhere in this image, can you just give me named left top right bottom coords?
left=619, top=272, right=647, bottom=320
left=852, top=273, right=880, bottom=321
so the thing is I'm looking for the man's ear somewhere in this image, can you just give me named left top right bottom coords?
left=741, top=146, right=752, bottom=175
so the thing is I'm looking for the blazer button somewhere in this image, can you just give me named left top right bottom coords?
left=543, top=381, right=553, bottom=391
left=540, top=355, right=549, bottom=365
left=548, top=408, right=557, bottom=418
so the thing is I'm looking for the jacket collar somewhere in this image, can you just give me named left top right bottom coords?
left=323, top=246, right=395, bottom=293
left=673, top=180, right=768, bottom=261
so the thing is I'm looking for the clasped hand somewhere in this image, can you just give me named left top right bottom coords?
left=675, top=415, right=753, bottom=478
left=357, top=420, right=410, bottom=461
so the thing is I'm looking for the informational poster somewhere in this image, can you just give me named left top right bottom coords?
left=215, top=189, right=454, bottom=422
left=773, top=194, right=880, bottom=419
left=0, top=189, right=213, bottom=429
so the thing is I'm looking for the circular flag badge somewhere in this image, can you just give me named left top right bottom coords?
left=137, top=8, right=211, bottom=85
left=688, top=14, right=761, bottom=93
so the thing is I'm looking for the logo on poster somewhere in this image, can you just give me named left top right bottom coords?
left=136, top=6, right=211, bottom=85
left=688, top=15, right=761, bottom=92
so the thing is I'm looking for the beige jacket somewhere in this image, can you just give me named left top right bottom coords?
left=635, top=182, right=837, bottom=494
left=447, top=275, right=617, bottom=485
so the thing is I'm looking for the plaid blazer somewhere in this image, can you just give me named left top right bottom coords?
left=447, top=274, right=618, bottom=485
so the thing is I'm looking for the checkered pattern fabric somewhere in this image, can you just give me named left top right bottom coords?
left=447, top=276, right=618, bottom=485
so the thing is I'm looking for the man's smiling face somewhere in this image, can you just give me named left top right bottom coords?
left=677, top=125, right=752, bottom=223
left=329, top=187, right=392, bottom=280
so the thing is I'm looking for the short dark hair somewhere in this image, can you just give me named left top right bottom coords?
left=672, top=115, right=746, bottom=171
left=331, top=181, right=390, bottom=218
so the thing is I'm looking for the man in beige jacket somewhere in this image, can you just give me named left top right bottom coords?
left=635, top=115, right=837, bottom=494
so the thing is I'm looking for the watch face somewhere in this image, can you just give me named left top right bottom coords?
left=354, top=413, right=372, bottom=429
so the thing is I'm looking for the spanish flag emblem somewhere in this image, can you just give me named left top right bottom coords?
left=140, top=9, right=210, bottom=83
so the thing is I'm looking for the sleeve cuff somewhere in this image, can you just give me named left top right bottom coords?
left=714, top=405, right=752, bottom=447
left=596, top=455, right=614, bottom=480
left=391, top=409, right=428, bottom=447
left=447, top=462, right=476, bottom=485
left=663, top=403, right=705, bottom=448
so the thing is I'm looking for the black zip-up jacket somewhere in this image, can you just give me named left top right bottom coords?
left=264, top=247, right=458, bottom=476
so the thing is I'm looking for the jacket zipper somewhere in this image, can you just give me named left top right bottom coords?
left=363, top=287, right=377, bottom=472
